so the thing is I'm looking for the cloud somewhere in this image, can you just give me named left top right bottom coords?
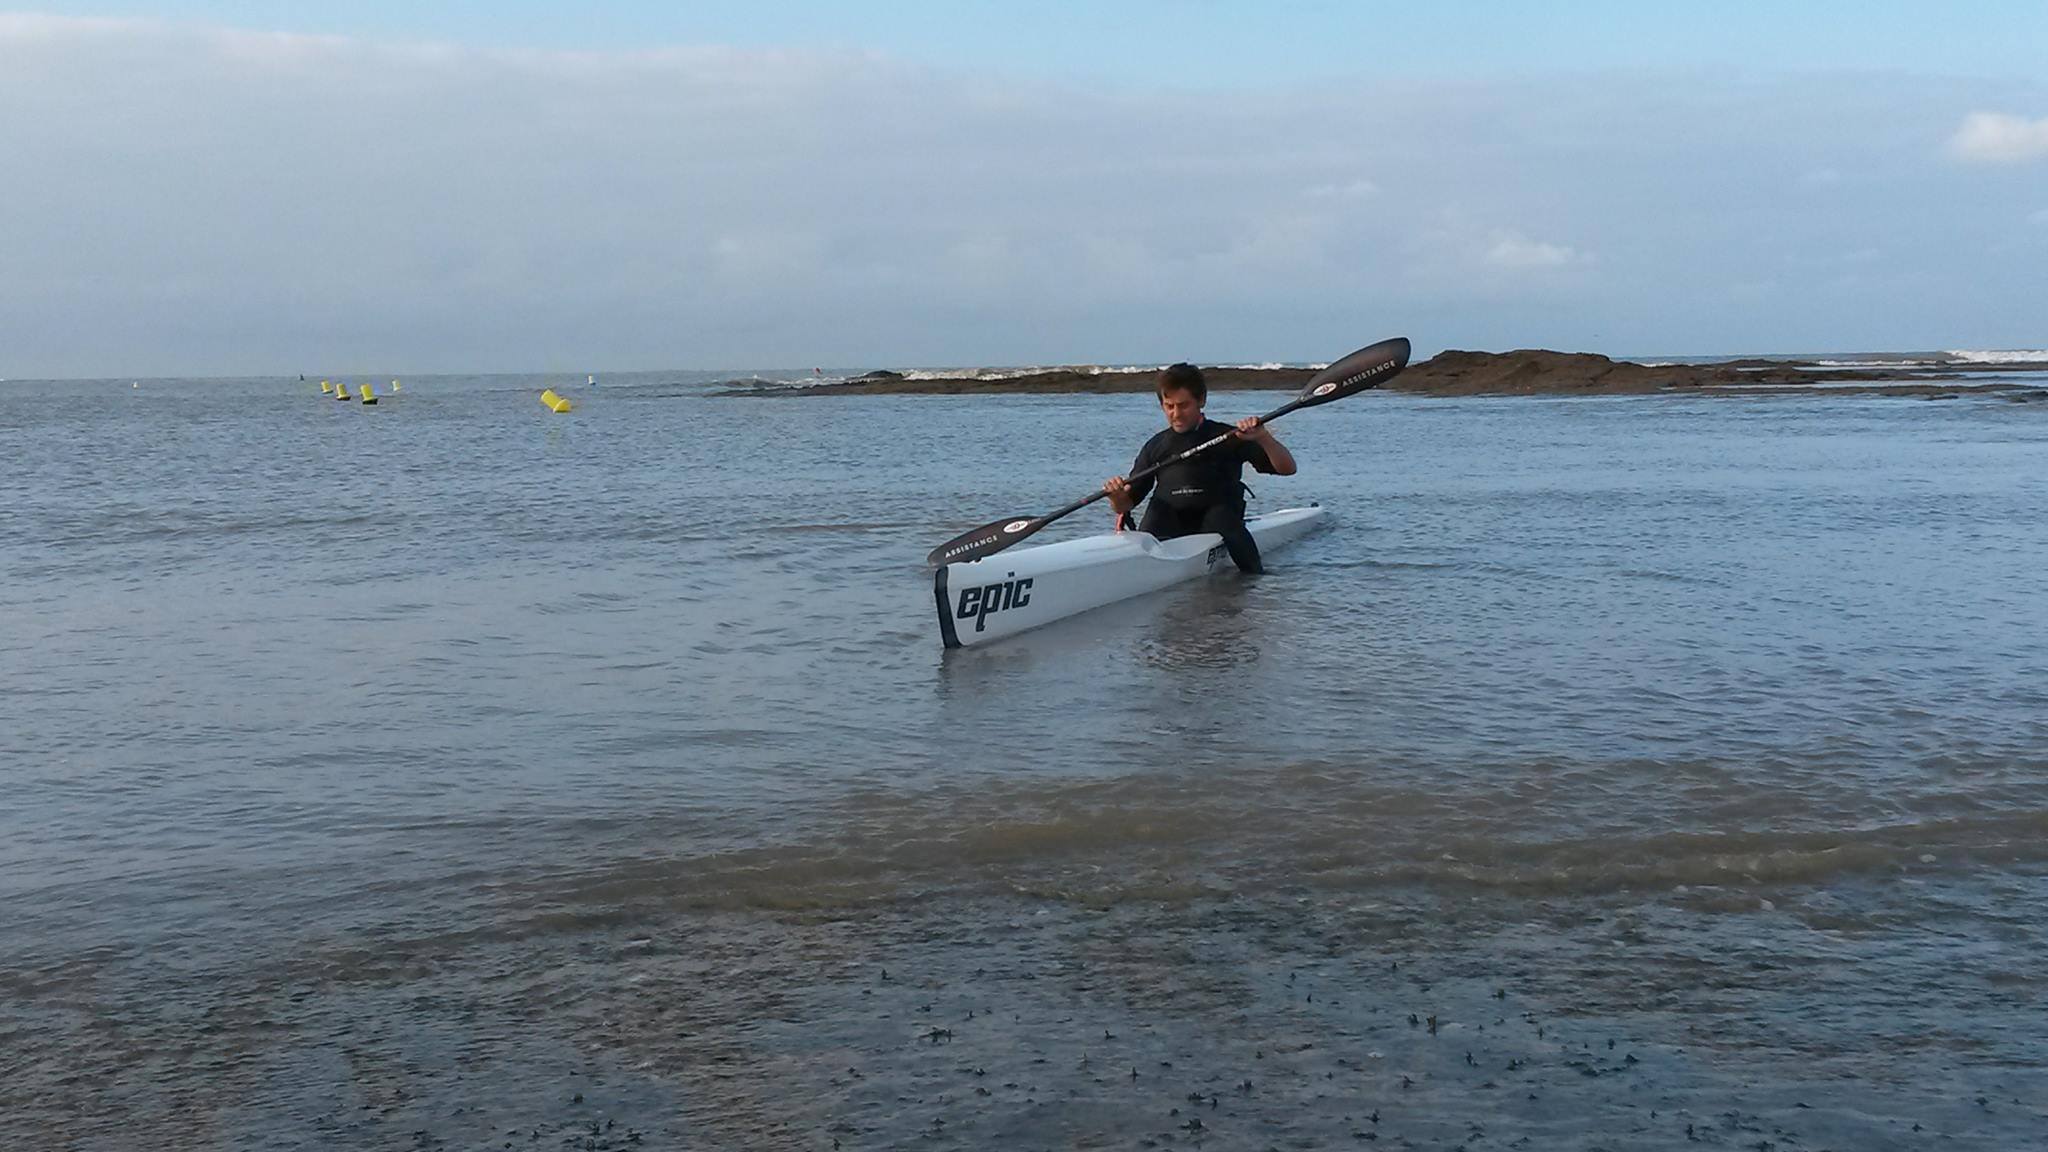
left=1948, top=111, right=2048, bottom=163
left=0, top=11, right=129, bottom=38
left=1401, top=213, right=1590, bottom=289
left=1483, top=234, right=1583, bottom=270
left=1303, top=179, right=1379, bottom=200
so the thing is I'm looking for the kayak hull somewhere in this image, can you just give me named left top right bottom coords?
left=934, top=505, right=1329, bottom=648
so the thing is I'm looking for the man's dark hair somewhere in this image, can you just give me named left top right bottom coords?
left=1157, top=362, right=1207, bottom=403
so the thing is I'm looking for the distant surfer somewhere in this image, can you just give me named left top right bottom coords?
left=1104, top=363, right=1294, bottom=573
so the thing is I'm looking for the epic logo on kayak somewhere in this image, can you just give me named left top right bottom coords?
left=956, top=577, right=1033, bottom=632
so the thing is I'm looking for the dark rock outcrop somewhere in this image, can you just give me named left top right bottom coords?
left=738, top=350, right=2026, bottom=400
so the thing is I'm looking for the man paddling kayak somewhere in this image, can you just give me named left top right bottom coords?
left=1105, top=363, right=1295, bottom=573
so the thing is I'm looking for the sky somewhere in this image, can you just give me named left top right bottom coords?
left=2, top=3, right=2045, bottom=377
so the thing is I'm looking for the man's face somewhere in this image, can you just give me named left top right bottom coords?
left=1159, top=387, right=1203, bottom=433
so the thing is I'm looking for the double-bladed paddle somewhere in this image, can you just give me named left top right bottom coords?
left=925, top=336, right=1411, bottom=567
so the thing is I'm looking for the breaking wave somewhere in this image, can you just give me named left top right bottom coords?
left=1944, top=349, right=2048, bottom=364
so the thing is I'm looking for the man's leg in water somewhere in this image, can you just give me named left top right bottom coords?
left=1200, top=502, right=1263, bottom=573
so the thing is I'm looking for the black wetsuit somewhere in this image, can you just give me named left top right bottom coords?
left=1121, top=419, right=1278, bottom=572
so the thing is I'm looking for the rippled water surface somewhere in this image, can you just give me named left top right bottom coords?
left=4, top=372, right=2046, bottom=1148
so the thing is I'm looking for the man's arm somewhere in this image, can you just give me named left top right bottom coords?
left=1106, top=445, right=1156, bottom=528
left=1234, top=417, right=1296, bottom=475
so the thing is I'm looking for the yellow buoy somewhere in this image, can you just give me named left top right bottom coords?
left=358, top=383, right=379, bottom=405
left=335, top=381, right=352, bottom=400
left=320, top=380, right=332, bottom=394
left=540, top=388, right=573, bottom=413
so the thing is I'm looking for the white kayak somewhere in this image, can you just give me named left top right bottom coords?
left=933, top=505, right=1330, bottom=648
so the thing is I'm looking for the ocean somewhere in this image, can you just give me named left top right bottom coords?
left=4, top=368, right=2046, bottom=1149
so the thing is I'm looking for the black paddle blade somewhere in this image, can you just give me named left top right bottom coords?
left=926, top=513, right=1047, bottom=567
left=1295, top=336, right=1410, bottom=408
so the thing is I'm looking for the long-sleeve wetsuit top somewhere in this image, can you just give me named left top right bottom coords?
left=1123, top=419, right=1278, bottom=512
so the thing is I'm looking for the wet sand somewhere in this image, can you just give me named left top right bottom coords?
left=8, top=884, right=2041, bottom=1150
left=744, top=350, right=2047, bottom=399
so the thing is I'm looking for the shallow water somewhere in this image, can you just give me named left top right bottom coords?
left=4, top=373, right=2046, bottom=1147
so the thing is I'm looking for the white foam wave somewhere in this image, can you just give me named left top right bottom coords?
left=892, top=363, right=1312, bottom=382
left=894, top=365, right=1129, bottom=381
left=1944, top=349, right=2048, bottom=364
left=844, top=362, right=1322, bottom=384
